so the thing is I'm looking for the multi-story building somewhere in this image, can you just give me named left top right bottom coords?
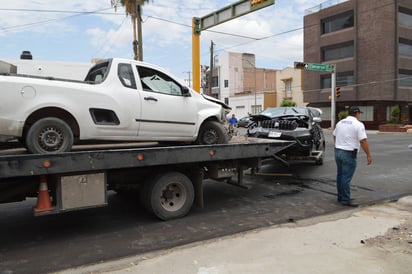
left=303, top=0, right=412, bottom=129
left=205, top=52, right=304, bottom=118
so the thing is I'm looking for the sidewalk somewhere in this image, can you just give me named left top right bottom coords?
left=59, top=196, right=412, bottom=274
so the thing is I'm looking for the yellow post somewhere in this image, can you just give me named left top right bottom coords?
left=192, top=18, right=201, bottom=93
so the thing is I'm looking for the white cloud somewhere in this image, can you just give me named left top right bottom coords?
left=0, top=0, right=326, bottom=74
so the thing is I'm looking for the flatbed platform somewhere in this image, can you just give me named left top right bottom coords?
left=0, top=138, right=294, bottom=179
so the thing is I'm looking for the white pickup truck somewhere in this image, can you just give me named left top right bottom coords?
left=0, top=58, right=231, bottom=154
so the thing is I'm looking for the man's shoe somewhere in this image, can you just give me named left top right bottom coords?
left=340, top=200, right=359, bottom=207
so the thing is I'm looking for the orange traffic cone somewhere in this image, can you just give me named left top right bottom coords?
left=34, top=175, right=53, bottom=214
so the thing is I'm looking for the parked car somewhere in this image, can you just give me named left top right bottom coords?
left=0, top=58, right=231, bottom=154
left=237, top=116, right=252, bottom=128
left=247, top=107, right=325, bottom=165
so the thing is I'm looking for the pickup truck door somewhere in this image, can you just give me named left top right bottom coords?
left=136, top=65, right=197, bottom=138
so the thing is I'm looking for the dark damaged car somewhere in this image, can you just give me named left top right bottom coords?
left=247, top=107, right=325, bottom=165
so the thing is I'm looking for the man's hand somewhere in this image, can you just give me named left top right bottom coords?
left=360, top=139, right=372, bottom=165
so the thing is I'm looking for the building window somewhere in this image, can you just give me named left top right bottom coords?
left=224, top=79, right=229, bottom=88
left=322, top=11, right=354, bottom=34
left=399, top=38, right=412, bottom=57
left=212, top=76, right=219, bottom=87
left=399, top=70, right=412, bottom=87
left=399, top=8, right=412, bottom=27
left=337, top=72, right=354, bottom=87
left=322, top=43, right=354, bottom=61
left=251, top=105, right=262, bottom=114
left=321, top=71, right=354, bottom=89
left=318, top=107, right=331, bottom=120
left=359, top=106, right=374, bottom=122
left=284, top=79, right=292, bottom=98
left=321, top=75, right=331, bottom=89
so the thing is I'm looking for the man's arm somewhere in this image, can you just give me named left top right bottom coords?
left=360, top=139, right=372, bottom=165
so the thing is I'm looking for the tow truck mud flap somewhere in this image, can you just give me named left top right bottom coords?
left=57, top=172, right=107, bottom=211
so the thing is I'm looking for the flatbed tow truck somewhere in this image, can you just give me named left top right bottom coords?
left=0, top=138, right=293, bottom=220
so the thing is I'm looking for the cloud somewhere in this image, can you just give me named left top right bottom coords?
left=0, top=0, right=324, bottom=75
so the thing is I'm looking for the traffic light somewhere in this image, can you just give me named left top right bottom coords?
left=294, top=62, right=307, bottom=69
left=193, top=17, right=201, bottom=35
left=335, top=87, right=341, bottom=98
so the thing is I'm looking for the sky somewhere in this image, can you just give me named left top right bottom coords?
left=0, top=0, right=322, bottom=81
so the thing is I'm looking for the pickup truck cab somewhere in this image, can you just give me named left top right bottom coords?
left=0, top=58, right=231, bottom=154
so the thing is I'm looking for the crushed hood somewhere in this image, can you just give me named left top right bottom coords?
left=201, top=93, right=231, bottom=111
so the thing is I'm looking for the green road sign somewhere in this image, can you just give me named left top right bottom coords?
left=198, top=0, right=275, bottom=31
left=307, top=63, right=335, bottom=72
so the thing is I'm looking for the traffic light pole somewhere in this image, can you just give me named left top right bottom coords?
left=331, top=68, right=336, bottom=129
left=294, top=61, right=336, bottom=129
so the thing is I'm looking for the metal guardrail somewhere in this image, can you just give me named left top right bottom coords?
left=304, top=0, right=350, bottom=15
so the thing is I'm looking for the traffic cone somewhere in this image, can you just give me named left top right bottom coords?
left=34, top=175, right=52, bottom=214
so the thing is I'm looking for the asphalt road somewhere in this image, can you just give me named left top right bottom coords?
left=0, top=130, right=410, bottom=274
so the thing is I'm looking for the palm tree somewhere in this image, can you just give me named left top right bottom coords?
left=112, top=0, right=151, bottom=61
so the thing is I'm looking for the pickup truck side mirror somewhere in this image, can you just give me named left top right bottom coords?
left=182, top=86, right=191, bottom=97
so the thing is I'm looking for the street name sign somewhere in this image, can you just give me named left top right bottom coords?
left=307, top=63, right=335, bottom=72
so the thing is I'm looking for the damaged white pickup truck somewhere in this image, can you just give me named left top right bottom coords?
left=0, top=58, right=231, bottom=154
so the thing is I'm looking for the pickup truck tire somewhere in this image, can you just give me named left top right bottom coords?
left=25, top=117, right=74, bottom=154
left=196, top=121, right=229, bottom=145
left=141, top=172, right=194, bottom=220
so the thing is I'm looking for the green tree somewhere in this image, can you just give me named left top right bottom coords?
left=390, top=105, right=400, bottom=123
left=112, top=0, right=152, bottom=61
left=338, top=110, right=348, bottom=121
left=280, top=100, right=297, bottom=107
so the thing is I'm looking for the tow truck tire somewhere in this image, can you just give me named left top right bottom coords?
left=26, top=117, right=74, bottom=154
left=141, top=172, right=194, bottom=221
left=196, top=121, right=229, bottom=145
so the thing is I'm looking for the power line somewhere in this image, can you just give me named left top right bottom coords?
left=0, top=7, right=115, bottom=34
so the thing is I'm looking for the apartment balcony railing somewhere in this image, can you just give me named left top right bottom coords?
left=304, top=0, right=350, bottom=15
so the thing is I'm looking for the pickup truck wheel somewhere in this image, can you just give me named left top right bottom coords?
left=196, top=121, right=229, bottom=145
left=26, top=117, right=74, bottom=154
left=141, top=172, right=194, bottom=220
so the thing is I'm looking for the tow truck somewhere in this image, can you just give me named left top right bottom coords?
left=0, top=138, right=293, bottom=220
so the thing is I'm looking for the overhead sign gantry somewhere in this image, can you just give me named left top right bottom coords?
left=192, top=0, right=275, bottom=93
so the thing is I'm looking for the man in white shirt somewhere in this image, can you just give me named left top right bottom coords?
left=333, top=106, right=372, bottom=207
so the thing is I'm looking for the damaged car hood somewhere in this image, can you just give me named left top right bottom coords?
left=201, top=93, right=231, bottom=111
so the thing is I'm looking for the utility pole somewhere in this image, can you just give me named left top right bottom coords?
left=208, top=41, right=214, bottom=95
left=136, top=1, right=143, bottom=61
left=331, top=67, right=336, bottom=129
left=183, top=71, right=192, bottom=87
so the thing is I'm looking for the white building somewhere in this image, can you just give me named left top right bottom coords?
left=208, top=52, right=305, bottom=119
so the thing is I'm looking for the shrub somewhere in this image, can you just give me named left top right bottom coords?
left=280, top=100, right=297, bottom=107
left=338, top=110, right=348, bottom=121
left=390, top=105, right=400, bottom=123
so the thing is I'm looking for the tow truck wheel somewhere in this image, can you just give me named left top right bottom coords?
left=196, top=121, right=229, bottom=145
left=141, top=172, right=194, bottom=220
left=25, top=117, right=74, bottom=154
